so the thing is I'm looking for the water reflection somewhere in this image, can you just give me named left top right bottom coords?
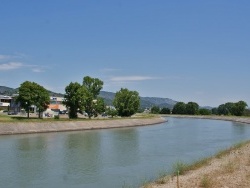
left=62, top=131, right=102, bottom=184
left=15, top=136, right=48, bottom=187
left=109, top=128, right=139, bottom=166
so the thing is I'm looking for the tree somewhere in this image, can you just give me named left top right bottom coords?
left=16, top=81, right=50, bottom=118
left=217, top=101, right=248, bottom=116
left=106, top=107, right=118, bottom=118
left=63, top=82, right=84, bottom=119
left=232, top=101, right=248, bottom=116
left=224, top=102, right=235, bottom=115
left=82, top=76, right=104, bottom=118
left=63, top=76, right=104, bottom=119
left=186, top=102, right=199, bottom=115
left=217, top=104, right=229, bottom=115
left=33, top=84, right=50, bottom=118
left=82, top=76, right=103, bottom=98
left=172, top=102, right=186, bottom=115
left=160, top=107, right=171, bottom=114
left=199, top=108, right=212, bottom=115
left=151, top=106, right=160, bottom=114
left=113, top=88, right=140, bottom=117
left=95, top=97, right=105, bottom=116
left=211, top=108, right=218, bottom=115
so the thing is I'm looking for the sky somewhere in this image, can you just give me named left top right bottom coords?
left=0, top=0, right=249, bottom=107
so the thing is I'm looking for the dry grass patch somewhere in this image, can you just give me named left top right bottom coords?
left=200, top=174, right=214, bottom=188
left=155, top=175, right=170, bottom=185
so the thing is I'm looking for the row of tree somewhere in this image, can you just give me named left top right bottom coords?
left=16, top=76, right=140, bottom=119
left=14, top=77, right=248, bottom=119
left=63, top=76, right=140, bottom=118
left=151, top=101, right=248, bottom=116
left=213, top=101, right=248, bottom=116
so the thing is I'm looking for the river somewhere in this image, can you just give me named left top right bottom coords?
left=1, top=117, right=250, bottom=188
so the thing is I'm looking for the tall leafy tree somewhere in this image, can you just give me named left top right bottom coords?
left=217, top=104, right=229, bottom=115
left=16, top=81, right=49, bottom=118
left=63, top=82, right=84, bottom=119
left=113, top=88, right=140, bottom=117
left=82, top=76, right=104, bottom=118
left=82, top=76, right=103, bottom=98
left=33, top=84, right=50, bottom=118
left=172, top=102, right=186, bottom=114
left=186, top=102, right=199, bottom=115
left=232, top=101, right=248, bottom=116
left=95, top=97, right=105, bottom=116
left=64, top=76, right=104, bottom=119
left=224, top=102, right=235, bottom=115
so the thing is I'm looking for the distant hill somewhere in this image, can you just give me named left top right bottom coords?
left=0, top=86, right=64, bottom=97
left=99, top=91, right=178, bottom=109
left=0, top=86, right=178, bottom=109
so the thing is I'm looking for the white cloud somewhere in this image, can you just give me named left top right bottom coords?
left=31, top=68, right=45, bottom=73
left=0, top=55, right=11, bottom=60
left=99, top=68, right=120, bottom=72
left=0, top=62, right=23, bottom=71
left=0, top=53, right=46, bottom=73
left=110, top=76, right=160, bottom=82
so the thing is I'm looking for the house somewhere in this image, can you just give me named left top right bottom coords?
left=0, top=95, right=12, bottom=110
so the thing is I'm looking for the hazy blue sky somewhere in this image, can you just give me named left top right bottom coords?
left=0, top=0, right=249, bottom=107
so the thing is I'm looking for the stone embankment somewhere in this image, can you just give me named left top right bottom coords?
left=0, top=117, right=166, bottom=135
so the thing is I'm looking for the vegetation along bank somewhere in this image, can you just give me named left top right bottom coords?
left=143, top=115, right=250, bottom=188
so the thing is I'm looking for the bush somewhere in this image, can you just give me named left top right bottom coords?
left=54, top=115, right=60, bottom=120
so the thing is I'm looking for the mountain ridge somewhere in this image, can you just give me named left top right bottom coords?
left=0, top=86, right=178, bottom=109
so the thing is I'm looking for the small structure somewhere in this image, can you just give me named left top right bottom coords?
left=0, top=95, right=11, bottom=110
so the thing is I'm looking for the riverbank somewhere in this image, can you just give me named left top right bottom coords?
left=0, top=117, right=166, bottom=135
left=163, top=114, right=250, bottom=125
left=146, top=115, right=250, bottom=188
left=148, top=141, right=250, bottom=188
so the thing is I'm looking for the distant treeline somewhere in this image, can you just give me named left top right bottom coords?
left=150, top=101, right=249, bottom=117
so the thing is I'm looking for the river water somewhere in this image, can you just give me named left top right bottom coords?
left=1, top=117, right=250, bottom=188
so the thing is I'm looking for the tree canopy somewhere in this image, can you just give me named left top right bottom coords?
left=151, top=106, right=160, bottom=114
left=83, top=76, right=103, bottom=98
left=160, top=107, right=171, bottom=114
left=172, top=102, right=186, bottom=115
left=186, top=102, right=199, bottom=115
left=113, top=88, right=140, bottom=117
left=63, top=76, right=104, bottom=119
left=216, top=101, right=248, bottom=116
left=63, top=82, right=84, bottom=118
left=16, top=81, right=50, bottom=118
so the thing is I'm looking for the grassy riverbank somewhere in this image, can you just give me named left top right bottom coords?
left=142, top=115, right=250, bottom=188
left=0, top=113, right=165, bottom=135
left=144, top=140, right=250, bottom=188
